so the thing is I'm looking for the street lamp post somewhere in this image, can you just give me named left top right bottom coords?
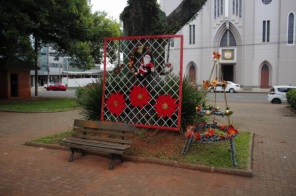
left=47, top=52, right=50, bottom=85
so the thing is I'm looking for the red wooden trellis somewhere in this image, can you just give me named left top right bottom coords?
left=101, top=35, right=183, bottom=131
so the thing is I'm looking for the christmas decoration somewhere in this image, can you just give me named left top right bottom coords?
left=182, top=51, right=239, bottom=167
left=154, top=94, right=178, bottom=118
left=135, top=54, right=155, bottom=79
left=164, top=62, right=173, bottom=74
left=129, top=85, right=151, bottom=108
left=106, top=92, right=126, bottom=116
left=127, top=45, right=155, bottom=80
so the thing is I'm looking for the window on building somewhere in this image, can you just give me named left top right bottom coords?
left=262, top=20, right=270, bottom=42
left=215, top=0, right=224, bottom=19
left=233, top=0, right=242, bottom=17
left=189, top=25, right=195, bottom=45
left=239, top=0, right=242, bottom=17
left=233, top=0, right=235, bottom=15
left=220, top=30, right=236, bottom=47
left=170, top=38, right=175, bottom=48
left=221, top=0, right=223, bottom=15
left=214, top=0, right=217, bottom=19
left=288, top=13, right=295, bottom=44
left=236, top=0, right=238, bottom=16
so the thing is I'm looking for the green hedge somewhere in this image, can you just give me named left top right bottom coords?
left=287, top=89, right=296, bottom=109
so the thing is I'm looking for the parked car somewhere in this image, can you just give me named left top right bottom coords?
left=44, top=83, right=54, bottom=88
left=268, top=85, right=296, bottom=104
left=46, top=82, right=67, bottom=91
left=209, top=81, right=240, bottom=93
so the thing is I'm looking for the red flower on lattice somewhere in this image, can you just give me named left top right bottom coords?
left=154, top=94, right=178, bottom=118
left=129, top=85, right=151, bottom=108
left=106, top=92, right=126, bottom=116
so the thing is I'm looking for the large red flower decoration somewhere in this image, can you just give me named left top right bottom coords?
left=154, top=94, right=178, bottom=118
left=129, top=85, right=151, bottom=108
left=106, top=92, right=126, bottom=116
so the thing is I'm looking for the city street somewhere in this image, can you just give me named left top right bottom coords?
left=32, top=87, right=270, bottom=103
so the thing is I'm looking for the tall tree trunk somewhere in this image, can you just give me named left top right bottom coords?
left=121, top=0, right=208, bottom=36
left=163, top=0, right=208, bottom=34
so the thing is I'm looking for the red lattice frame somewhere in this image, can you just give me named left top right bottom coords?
left=101, top=35, right=183, bottom=131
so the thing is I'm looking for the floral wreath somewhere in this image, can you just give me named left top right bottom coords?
left=185, top=122, right=238, bottom=142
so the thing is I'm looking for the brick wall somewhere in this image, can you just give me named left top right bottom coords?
left=0, top=70, right=31, bottom=99
left=17, top=70, right=31, bottom=98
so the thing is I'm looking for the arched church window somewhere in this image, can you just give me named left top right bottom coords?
left=288, top=13, right=295, bottom=44
left=220, top=30, right=237, bottom=47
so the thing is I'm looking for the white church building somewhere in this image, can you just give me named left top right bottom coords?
left=160, top=0, right=296, bottom=90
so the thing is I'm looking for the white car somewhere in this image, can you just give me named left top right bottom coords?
left=268, top=85, right=296, bottom=104
left=209, top=81, right=240, bottom=93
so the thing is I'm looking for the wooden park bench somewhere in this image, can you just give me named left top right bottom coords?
left=60, top=119, right=136, bottom=170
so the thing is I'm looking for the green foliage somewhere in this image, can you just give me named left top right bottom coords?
left=0, top=1, right=122, bottom=70
left=287, top=89, right=296, bottom=109
left=75, top=78, right=103, bottom=120
left=181, top=76, right=207, bottom=130
left=0, top=0, right=92, bottom=66
left=64, top=12, right=122, bottom=70
left=0, top=98, right=79, bottom=112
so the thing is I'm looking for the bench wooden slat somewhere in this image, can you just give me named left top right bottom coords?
left=74, top=119, right=135, bottom=132
left=71, top=133, right=133, bottom=144
left=73, top=127, right=134, bottom=138
left=62, top=138, right=131, bottom=150
left=60, top=142, right=125, bottom=154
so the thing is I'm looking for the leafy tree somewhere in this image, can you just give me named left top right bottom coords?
left=0, top=0, right=92, bottom=67
left=120, top=0, right=208, bottom=36
left=0, top=0, right=121, bottom=70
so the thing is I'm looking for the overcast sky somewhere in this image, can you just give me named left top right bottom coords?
left=90, top=0, right=160, bottom=21
left=90, top=0, right=128, bottom=21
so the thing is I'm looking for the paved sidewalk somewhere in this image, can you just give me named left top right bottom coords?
left=0, top=102, right=296, bottom=195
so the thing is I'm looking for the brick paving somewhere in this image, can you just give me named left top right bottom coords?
left=0, top=102, right=296, bottom=195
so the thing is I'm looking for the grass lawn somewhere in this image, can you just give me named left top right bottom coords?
left=0, top=98, right=79, bottom=112
left=29, top=129, right=252, bottom=170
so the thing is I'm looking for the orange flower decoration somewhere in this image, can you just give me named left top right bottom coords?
left=154, top=94, right=178, bottom=118
left=185, top=126, right=194, bottom=138
left=211, top=77, right=219, bottom=87
left=202, top=80, right=211, bottom=90
left=212, top=51, right=221, bottom=60
left=194, top=132, right=201, bottom=140
left=219, top=124, right=227, bottom=131
left=227, top=125, right=238, bottom=135
left=106, top=92, right=126, bottom=116
left=129, top=85, right=151, bottom=108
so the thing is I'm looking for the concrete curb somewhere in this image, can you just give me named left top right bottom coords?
left=24, top=132, right=254, bottom=177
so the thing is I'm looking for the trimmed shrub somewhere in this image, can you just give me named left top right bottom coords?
left=75, top=78, right=103, bottom=120
left=287, top=88, right=296, bottom=109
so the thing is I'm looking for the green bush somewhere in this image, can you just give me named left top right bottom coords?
left=75, top=75, right=207, bottom=130
left=75, top=78, right=103, bottom=120
left=287, top=88, right=296, bottom=109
